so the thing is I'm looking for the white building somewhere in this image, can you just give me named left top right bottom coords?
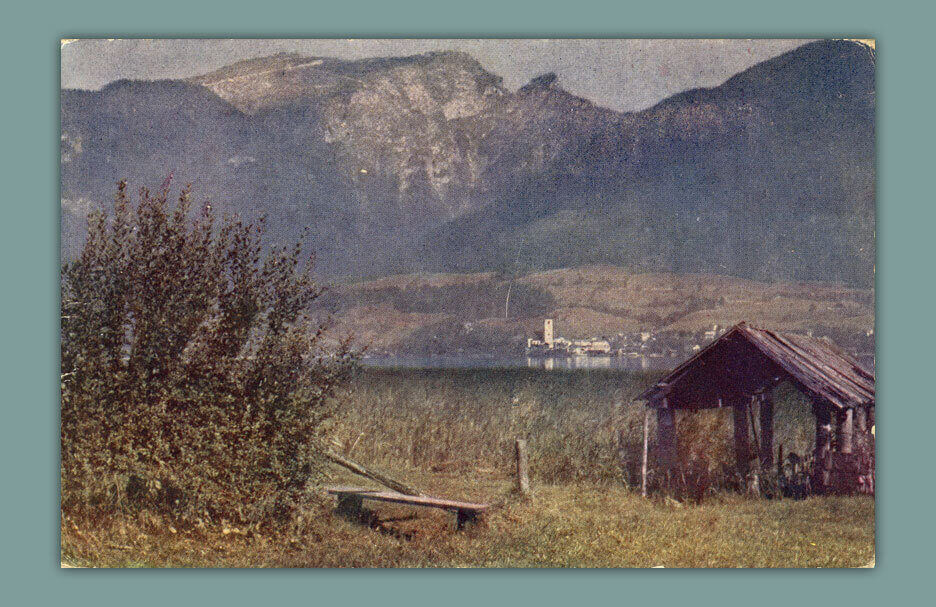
left=527, top=319, right=610, bottom=355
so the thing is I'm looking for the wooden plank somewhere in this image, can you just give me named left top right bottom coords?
left=325, top=485, right=383, bottom=494
left=745, top=331, right=852, bottom=406
left=744, top=327, right=874, bottom=407
left=326, top=487, right=489, bottom=512
left=324, top=451, right=423, bottom=496
left=740, top=326, right=870, bottom=402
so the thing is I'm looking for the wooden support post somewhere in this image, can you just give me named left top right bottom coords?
left=656, top=399, right=677, bottom=479
left=855, top=406, right=867, bottom=433
left=866, top=406, right=876, bottom=492
left=455, top=509, right=478, bottom=530
left=854, top=406, right=869, bottom=460
left=641, top=407, right=650, bottom=497
left=617, top=428, right=630, bottom=490
left=325, top=450, right=422, bottom=496
left=515, top=438, right=530, bottom=496
left=733, top=398, right=751, bottom=479
left=837, top=408, right=854, bottom=454
left=813, top=404, right=833, bottom=492
left=777, top=443, right=784, bottom=479
left=746, top=396, right=761, bottom=495
left=759, top=392, right=774, bottom=473
left=855, top=405, right=867, bottom=436
left=336, top=494, right=364, bottom=521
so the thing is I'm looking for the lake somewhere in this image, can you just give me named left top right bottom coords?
left=359, top=352, right=875, bottom=373
left=358, top=354, right=685, bottom=372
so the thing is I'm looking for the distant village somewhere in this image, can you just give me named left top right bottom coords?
left=526, top=319, right=875, bottom=363
left=526, top=318, right=727, bottom=359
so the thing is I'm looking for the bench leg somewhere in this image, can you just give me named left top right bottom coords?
left=336, top=494, right=364, bottom=520
left=454, top=509, right=478, bottom=531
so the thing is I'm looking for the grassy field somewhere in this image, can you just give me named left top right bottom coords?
left=61, top=367, right=874, bottom=568
left=62, top=469, right=875, bottom=568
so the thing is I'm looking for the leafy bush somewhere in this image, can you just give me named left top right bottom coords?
left=61, top=181, right=352, bottom=529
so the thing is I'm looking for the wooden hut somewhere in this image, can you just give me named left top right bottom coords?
left=635, top=322, right=875, bottom=496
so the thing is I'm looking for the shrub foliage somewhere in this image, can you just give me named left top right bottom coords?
left=61, top=181, right=351, bottom=528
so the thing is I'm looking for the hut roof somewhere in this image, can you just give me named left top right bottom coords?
left=638, top=322, right=875, bottom=410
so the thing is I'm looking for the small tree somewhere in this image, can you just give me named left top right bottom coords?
left=61, top=181, right=352, bottom=529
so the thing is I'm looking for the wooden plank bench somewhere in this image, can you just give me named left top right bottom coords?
left=326, top=486, right=489, bottom=530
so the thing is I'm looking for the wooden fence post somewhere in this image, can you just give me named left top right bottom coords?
left=515, top=438, right=530, bottom=496
left=641, top=407, right=650, bottom=497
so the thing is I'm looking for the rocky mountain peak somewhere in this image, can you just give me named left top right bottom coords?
left=519, top=72, right=559, bottom=93
left=62, top=42, right=875, bottom=286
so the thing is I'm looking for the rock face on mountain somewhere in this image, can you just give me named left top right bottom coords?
left=62, top=51, right=507, bottom=275
left=62, top=40, right=875, bottom=287
left=426, top=40, right=875, bottom=287
left=191, top=51, right=506, bottom=219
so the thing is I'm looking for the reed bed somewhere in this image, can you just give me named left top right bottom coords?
left=330, top=367, right=817, bottom=489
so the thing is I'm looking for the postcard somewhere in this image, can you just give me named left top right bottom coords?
left=60, top=38, right=875, bottom=568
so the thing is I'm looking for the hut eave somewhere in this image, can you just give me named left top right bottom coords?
left=637, top=322, right=875, bottom=410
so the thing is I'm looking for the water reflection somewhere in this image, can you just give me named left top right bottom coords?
left=526, top=355, right=611, bottom=370
left=361, top=354, right=682, bottom=372
left=360, top=352, right=873, bottom=373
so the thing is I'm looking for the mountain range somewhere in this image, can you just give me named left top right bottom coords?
left=61, top=40, right=875, bottom=288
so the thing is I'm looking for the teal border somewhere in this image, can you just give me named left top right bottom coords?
left=2, top=0, right=932, bottom=605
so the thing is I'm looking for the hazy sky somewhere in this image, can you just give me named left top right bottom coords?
left=62, top=38, right=812, bottom=113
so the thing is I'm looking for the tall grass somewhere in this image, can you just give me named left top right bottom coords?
left=330, top=367, right=817, bottom=491
left=63, top=367, right=868, bottom=568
